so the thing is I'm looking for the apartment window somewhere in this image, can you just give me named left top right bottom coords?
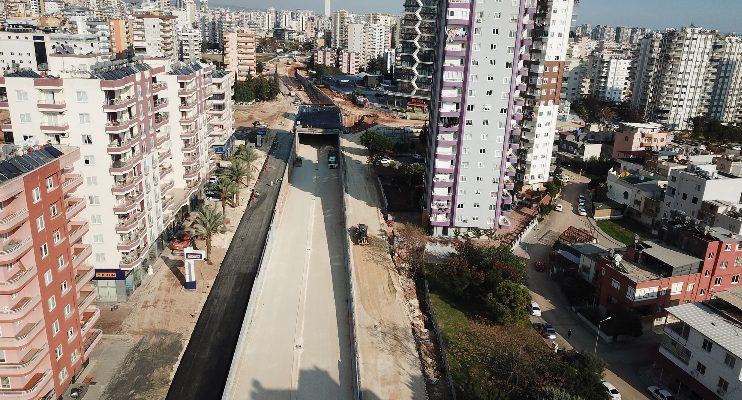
left=724, top=353, right=736, bottom=368
left=682, top=193, right=687, bottom=200
left=15, top=90, right=27, bottom=101
left=67, top=327, right=75, bottom=341
left=695, top=362, right=706, bottom=375
left=86, top=176, right=97, bottom=185
left=59, top=368, right=68, bottom=382
left=482, top=104, right=491, bottom=111
left=709, top=252, right=715, bottom=259
left=482, top=120, right=489, bottom=126
left=472, top=43, right=480, bottom=51
left=71, top=350, right=80, bottom=364
left=19, top=113, right=31, bottom=123
left=31, top=187, right=40, bottom=203
left=45, top=176, right=55, bottom=192
left=702, top=338, right=713, bottom=352
left=93, top=234, right=104, bottom=244
left=52, top=230, right=62, bottom=245
left=692, top=196, right=698, bottom=204
left=57, top=255, right=65, bottom=270
left=733, top=275, right=740, bottom=284
left=0, top=377, right=8, bottom=389
left=76, top=91, right=88, bottom=102
left=479, top=149, right=486, bottom=154
left=35, top=216, right=45, bottom=232
left=44, top=270, right=53, bottom=286
left=55, top=345, right=63, bottom=360
left=715, top=277, right=722, bottom=286
left=493, top=28, right=499, bottom=35
left=726, top=244, right=733, bottom=251
left=40, top=243, right=49, bottom=259
left=721, top=261, right=729, bottom=269
left=718, top=377, right=729, bottom=393
left=481, top=134, right=488, bottom=140
left=83, top=156, right=94, bottom=165
left=473, top=203, right=480, bottom=208
left=79, top=113, right=90, bottom=124
left=88, top=196, right=100, bottom=206
left=466, top=104, right=474, bottom=111
left=90, top=215, right=102, bottom=224
left=64, top=304, right=72, bottom=318
left=95, top=253, right=106, bottom=262
left=465, top=120, right=473, bottom=126
left=457, top=204, right=464, bottom=209
left=50, top=203, right=58, bottom=218
left=82, top=135, right=93, bottom=144
left=48, top=295, right=56, bottom=311
left=61, top=280, right=68, bottom=293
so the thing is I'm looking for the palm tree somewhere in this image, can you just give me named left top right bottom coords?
left=235, top=145, right=258, bottom=165
left=190, top=205, right=223, bottom=264
left=226, top=160, right=248, bottom=187
left=214, top=177, right=238, bottom=218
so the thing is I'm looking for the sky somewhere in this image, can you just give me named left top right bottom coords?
left=211, top=0, right=740, bottom=33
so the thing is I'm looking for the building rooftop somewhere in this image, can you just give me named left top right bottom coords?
left=621, top=174, right=663, bottom=185
left=171, top=63, right=203, bottom=76
left=5, top=70, right=42, bottom=78
left=211, top=70, right=231, bottom=79
left=93, top=63, right=150, bottom=80
left=621, top=122, right=663, bottom=129
left=666, top=302, right=742, bottom=358
left=640, top=240, right=703, bottom=268
left=716, top=286, right=742, bottom=312
left=0, top=145, right=65, bottom=184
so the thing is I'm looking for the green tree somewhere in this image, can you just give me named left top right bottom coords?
left=360, top=131, right=394, bottom=155
left=226, top=159, right=249, bottom=187
left=484, top=280, right=531, bottom=324
left=540, top=388, right=585, bottom=400
left=256, top=60, right=265, bottom=73
left=235, top=145, right=258, bottom=165
left=214, top=177, right=238, bottom=218
left=190, top=205, right=224, bottom=264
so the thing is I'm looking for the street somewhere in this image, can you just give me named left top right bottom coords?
left=223, top=136, right=354, bottom=399
left=518, top=170, right=653, bottom=400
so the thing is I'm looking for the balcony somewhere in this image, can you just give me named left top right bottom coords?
left=181, top=128, right=198, bottom=140
left=0, top=320, right=43, bottom=348
left=103, top=96, right=136, bottom=112
left=68, top=221, right=89, bottom=244
left=61, top=173, right=82, bottom=194
left=113, top=192, right=144, bottom=214
left=156, top=131, right=170, bottom=146
left=81, top=307, right=100, bottom=334
left=0, top=263, right=35, bottom=295
left=107, top=136, right=140, bottom=155
left=154, top=114, right=168, bottom=130
left=74, top=265, right=95, bottom=290
left=0, top=208, right=28, bottom=233
left=182, top=141, right=199, bottom=153
left=184, top=168, right=199, bottom=180
left=84, top=328, right=102, bottom=359
left=37, top=99, right=66, bottom=111
left=0, top=370, right=53, bottom=398
left=77, top=286, right=97, bottom=311
left=111, top=175, right=142, bottom=195
left=161, top=195, right=174, bottom=210
left=40, top=121, right=69, bottom=133
left=117, top=227, right=146, bottom=252
left=159, top=164, right=173, bottom=178
left=659, top=335, right=691, bottom=365
left=153, top=98, right=168, bottom=112
left=0, top=346, right=47, bottom=375
left=160, top=180, right=174, bottom=194
left=0, top=237, right=32, bottom=264
left=178, top=85, right=197, bottom=97
left=183, top=156, right=199, bottom=167
left=180, top=113, right=198, bottom=125
left=109, top=153, right=142, bottom=174
left=65, top=197, right=84, bottom=219
left=71, top=243, right=92, bottom=267
left=120, top=248, right=145, bottom=270
left=105, top=118, right=136, bottom=133
left=179, top=100, right=197, bottom=111
left=152, top=82, right=167, bottom=93
left=0, top=295, right=39, bottom=321
left=115, top=211, right=144, bottom=234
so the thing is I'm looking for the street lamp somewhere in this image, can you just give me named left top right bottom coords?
left=594, top=316, right=612, bottom=353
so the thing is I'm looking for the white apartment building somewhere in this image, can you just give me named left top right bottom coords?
left=85, top=19, right=112, bottom=58
left=331, top=9, right=351, bottom=49
left=178, top=27, right=201, bottom=63
left=662, top=163, right=742, bottom=220
left=346, top=22, right=389, bottom=66
left=0, top=61, right=217, bottom=301
left=426, top=0, right=574, bottom=235
left=589, top=52, right=631, bottom=103
left=0, top=32, right=102, bottom=73
left=660, top=296, right=742, bottom=399
left=131, top=13, right=178, bottom=64
left=208, top=70, right=236, bottom=160
left=224, top=30, right=256, bottom=80
left=709, top=35, right=742, bottom=124
left=338, top=49, right=360, bottom=75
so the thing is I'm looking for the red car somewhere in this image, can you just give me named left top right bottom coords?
left=535, top=261, right=545, bottom=272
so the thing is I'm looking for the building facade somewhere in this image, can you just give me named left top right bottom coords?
left=223, top=30, right=257, bottom=81
left=131, top=13, right=178, bottom=64
left=396, top=0, right=437, bottom=100
left=612, top=122, right=667, bottom=158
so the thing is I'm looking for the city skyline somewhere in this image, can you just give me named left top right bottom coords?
left=212, top=0, right=741, bottom=33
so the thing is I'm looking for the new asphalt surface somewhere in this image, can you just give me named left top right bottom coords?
left=166, top=131, right=294, bottom=400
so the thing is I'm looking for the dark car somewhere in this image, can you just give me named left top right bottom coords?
left=535, top=260, right=545, bottom=272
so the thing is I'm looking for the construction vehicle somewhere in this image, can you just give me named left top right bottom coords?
left=327, top=149, right=338, bottom=169
left=357, top=224, right=369, bottom=245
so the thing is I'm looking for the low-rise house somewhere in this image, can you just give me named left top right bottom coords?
left=606, top=170, right=666, bottom=227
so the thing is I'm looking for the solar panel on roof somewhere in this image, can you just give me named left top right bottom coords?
left=45, top=147, right=63, bottom=157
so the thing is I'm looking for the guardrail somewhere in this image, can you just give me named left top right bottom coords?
left=338, top=137, right=362, bottom=400
left=221, top=133, right=296, bottom=399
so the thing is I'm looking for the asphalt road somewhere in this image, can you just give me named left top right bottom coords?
left=166, top=131, right=294, bottom=400
left=223, top=136, right=353, bottom=399
left=519, top=169, right=653, bottom=400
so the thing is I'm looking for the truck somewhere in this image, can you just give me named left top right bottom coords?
left=327, top=149, right=338, bottom=169
left=357, top=224, right=368, bottom=245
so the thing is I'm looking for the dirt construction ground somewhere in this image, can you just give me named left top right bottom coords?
left=341, top=132, right=427, bottom=399
left=70, top=96, right=295, bottom=400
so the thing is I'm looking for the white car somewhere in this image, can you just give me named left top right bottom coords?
left=530, top=301, right=542, bottom=317
left=602, top=380, right=621, bottom=400
left=578, top=194, right=587, bottom=202
left=647, top=386, right=675, bottom=400
left=208, top=176, right=219, bottom=185
left=560, top=175, right=571, bottom=183
left=376, top=157, right=391, bottom=166
left=554, top=204, right=563, bottom=212
left=578, top=208, right=587, bottom=216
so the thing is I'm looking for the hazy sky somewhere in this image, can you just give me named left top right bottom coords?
left=211, top=0, right=740, bottom=33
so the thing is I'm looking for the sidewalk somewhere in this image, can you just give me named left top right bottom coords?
left=64, top=131, right=279, bottom=400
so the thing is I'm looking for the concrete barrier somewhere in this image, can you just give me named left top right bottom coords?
left=339, top=138, right=363, bottom=400
left=221, top=136, right=296, bottom=399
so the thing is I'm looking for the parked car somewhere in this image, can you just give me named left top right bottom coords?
left=530, top=301, right=542, bottom=317
left=208, top=175, right=219, bottom=185
left=602, top=381, right=621, bottom=400
left=560, top=175, right=571, bottom=183
left=554, top=203, right=563, bottom=212
left=578, top=208, right=587, bottom=216
left=578, top=194, right=587, bottom=202
left=647, top=386, right=674, bottom=400
left=375, top=157, right=391, bottom=166
left=535, top=260, right=545, bottom=272
left=411, top=153, right=423, bottom=160
left=539, top=323, right=557, bottom=339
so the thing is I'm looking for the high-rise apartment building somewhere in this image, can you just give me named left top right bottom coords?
left=109, top=18, right=132, bottom=59
left=0, top=61, right=217, bottom=301
left=178, top=27, right=202, bottom=63
left=588, top=52, right=632, bottom=103
left=331, top=9, right=351, bottom=49
left=208, top=70, right=236, bottom=159
left=224, top=30, right=257, bottom=81
left=426, top=0, right=573, bottom=236
left=396, top=0, right=437, bottom=100
left=131, top=13, right=178, bottom=64
left=631, top=27, right=742, bottom=130
left=0, top=144, right=99, bottom=399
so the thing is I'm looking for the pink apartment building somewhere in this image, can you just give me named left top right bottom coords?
left=0, top=145, right=97, bottom=399
left=612, top=122, right=668, bottom=158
